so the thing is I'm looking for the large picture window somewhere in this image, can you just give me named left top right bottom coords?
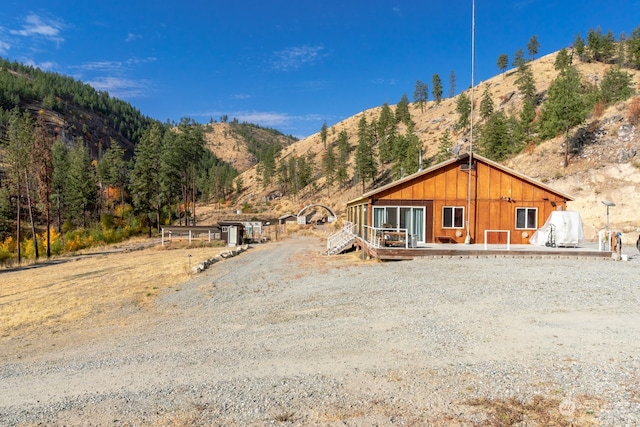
left=516, top=207, right=537, bottom=229
left=442, top=206, right=464, bottom=228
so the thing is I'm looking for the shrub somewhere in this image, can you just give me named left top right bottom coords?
left=101, top=213, right=115, bottom=230
left=47, top=228, right=64, bottom=255
left=0, top=237, right=15, bottom=262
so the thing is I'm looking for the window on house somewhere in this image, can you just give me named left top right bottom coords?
left=443, top=206, right=464, bottom=228
left=516, top=207, right=537, bottom=229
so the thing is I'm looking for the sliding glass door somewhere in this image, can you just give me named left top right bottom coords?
left=373, top=206, right=425, bottom=243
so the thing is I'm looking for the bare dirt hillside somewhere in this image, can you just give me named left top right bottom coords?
left=202, top=122, right=298, bottom=173
left=207, top=52, right=640, bottom=243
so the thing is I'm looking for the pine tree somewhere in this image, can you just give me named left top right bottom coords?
left=617, top=32, right=627, bottom=66
left=527, top=35, right=540, bottom=60
left=512, top=48, right=525, bottom=68
left=66, top=139, right=97, bottom=228
left=431, top=74, right=443, bottom=105
left=287, top=155, right=298, bottom=196
left=320, top=120, right=328, bottom=148
left=377, top=103, right=396, bottom=163
left=355, top=116, right=377, bottom=192
left=497, top=54, right=509, bottom=77
left=159, top=130, right=183, bottom=224
left=31, top=111, right=54, bottom=257
left=514, top=60, right=536, bottom=104
left=599, top=65, right=635, bottom=104
left=276, top=156, right=290, bottom=195
left=6, top=108, right=34, bottom=263
left=628, top=25, right=640, bottom=69
left=518, top=99, right=536, bottom=144
left=174, top=119, right=206, bottom=224
left=336, top=129, right=350, bottom=188
left=97, top=142, right=127, bottom=217
left=399, top=121, right=421, bottom=176
left=436, top=129, right=453, bottom=163
left=479, top=111, right=514, bottom=161
left=322, top=142, right=336, bottom=191
left=51, top=139, right=69, bottom=233
left=296, top=153, right=315, bottom=189
left=456, top=92, right=472, bottom=131
left=602, top=30, right=616, bottom=63
left=449, top=70, right=456, bottom=98
left=538, top=66, right=588, bottom=166
left=395, top=93, right=411, bottom=125
left=554, top=48, right=572, bottom=71
left=413, top=81, right=428, bottom=113
left=479, top=86, right=494, bottom=121
left=130, top=123, right=163, bottom=235
left=574, top=33, right=586, bottom=60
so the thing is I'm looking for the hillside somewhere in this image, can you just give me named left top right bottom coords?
left=0, top=58, right=157, bottom=158
left=226, top=51, right=640, bottom=243
left=202, top=122, right=298, bottom=173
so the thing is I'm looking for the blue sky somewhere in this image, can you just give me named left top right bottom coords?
left=1, top=1, right=639, bottom=138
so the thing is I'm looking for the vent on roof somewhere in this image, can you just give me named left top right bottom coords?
left=460, top=162, right=475, bottom=171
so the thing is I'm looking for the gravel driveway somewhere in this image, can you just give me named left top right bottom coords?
left=1, top=236, right=639, bottom=426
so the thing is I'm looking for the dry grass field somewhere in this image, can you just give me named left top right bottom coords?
left=0, top=239, right=229, bottom=345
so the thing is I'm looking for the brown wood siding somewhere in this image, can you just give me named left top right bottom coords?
left=445, top=167, right=458, bottom=200
left=347, top=156, right=571, bottom=246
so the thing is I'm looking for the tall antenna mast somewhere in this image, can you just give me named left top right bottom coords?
left=464, top=0, right=475, bottom=244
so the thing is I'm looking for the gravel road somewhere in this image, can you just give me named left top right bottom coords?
left=1, top=236, right=639, bottom=426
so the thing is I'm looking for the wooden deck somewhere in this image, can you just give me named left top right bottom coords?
left=357, top=241, right=614, bottom=261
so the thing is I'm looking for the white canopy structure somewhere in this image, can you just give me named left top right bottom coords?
left=529, top=211, right=584, bottom=248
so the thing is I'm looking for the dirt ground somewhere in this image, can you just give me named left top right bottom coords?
left=1, top=236, right=639, bottom=426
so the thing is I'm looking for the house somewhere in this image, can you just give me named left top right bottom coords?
left=345, top=153, right=573, bottom=245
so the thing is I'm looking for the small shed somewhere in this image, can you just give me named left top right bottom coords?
left=278, top=214, right=298, bottom=225
left=218, top=221, right=245, bottom=247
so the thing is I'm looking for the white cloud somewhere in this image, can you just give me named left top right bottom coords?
left=0, top=40, right=9, bottom=55
left=21, top=58, right=56, bottom=71
left=85, top=76, right=151, bottom=98
left=370, top=77, right=397, bottom=86
left=191, top=110, right=328, bottom=128
left=79, top=60, right=126, bottom=73
left=125, top=32, right=142, bottom=42
left=74, top=57, right=156, bottom=99
left=232, top=93, right=252, bottom=100
left=237, top=112, right=291, bottom=126
left=10, top=13, right=64, bottom=46
left=127, top=56, right=157, bottom=66
left=271, top=45, right=326, bottom=71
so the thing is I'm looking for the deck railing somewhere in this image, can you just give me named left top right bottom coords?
left=362, top=225, right=410, bottom=249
